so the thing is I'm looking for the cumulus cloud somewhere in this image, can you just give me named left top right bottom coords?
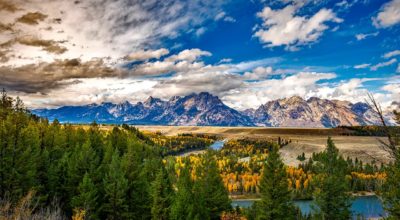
left=0, top=0, right=394, bottom=111
left=373, top=0, right=400, bottom=28
left=254, top=4, right=342, bottom=50
left=127, top=49, right=214, bottom=76
left=355, top=32, right=378, bottom=41
left=125, top=48, right=169, bottom=61
left=381, top=82, right=400, bottom=107
left=222, top=71, right=337, bottom=109
left=383, top=83, right=400, bottom=92
left=370, top=58, right=397, bottom=71
left=354, top=63, right=370, bottom=69
left=165, top=48, right=211, bottom=62
left=6, top=50, right=389, bottom=111
left=242, top=66, right=274, bottom=80
left=151, top=71, right=243, bottom=99
left=383, top=50, right=400, bottom=59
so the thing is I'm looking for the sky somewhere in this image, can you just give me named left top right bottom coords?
left=0, top=0, right=399, bottom=110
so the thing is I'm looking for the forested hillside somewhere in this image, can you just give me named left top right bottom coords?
left=2, top=91, right=400, bottom=220
left=0, top=91, right=231, bottom=219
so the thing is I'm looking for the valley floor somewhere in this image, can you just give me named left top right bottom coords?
left=136, top=126, right=391, bottom=165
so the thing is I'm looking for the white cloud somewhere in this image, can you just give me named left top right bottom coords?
left=223, top=17, right=236, bottom=23
left=370, top=58, right=397, bottom=71
left=242, top=66, right=274, bottom=80
left=5, top=45, right=393, bottom=111
left=126, top=48, right=169, bottom=61
left=335, top=0, right=353, bottom=8
left=0, top=0, right=228, bottom=66
left=223, top=71, right=337, bottom=109
left=128, top=49, right=220, bottom=76
left=383, top=50, right=400, bottom=59
left=355, top=32, right=379, bottom=41
left=381, top=82, right=400, bottom=107
left=194, top=27, right=207, bottom=37
left=254, top=4, right=342, bottom=50
left=166, top=48, right=211, bottom=62
left=13, top=77, right=158, bottom=109
left=215, top=11, right=236, bottom=23
left=397, top=63, right=400, bottom=73
left=354, top=63, right=370, bottom=69
left=373, top=0, right=400, bottom=28
left=218, top=58, right=232, bottom=63
left=230, top=57, right=283, bottom=73
left=215, top=12, right=226, bottom=20
left=383, top=83, right=400, bottom=95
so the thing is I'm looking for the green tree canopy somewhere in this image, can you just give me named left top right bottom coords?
left=255, top=145, right=296, bottom=220
left=313, top=137, right=352, bottom=220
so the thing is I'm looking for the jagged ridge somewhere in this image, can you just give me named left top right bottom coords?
left=32, top=93, right=382, bottom=127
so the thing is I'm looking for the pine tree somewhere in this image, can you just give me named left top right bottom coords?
left=170, top=163, right=194, bottom=220
left=67, top=139, right=99, bottom=194
left=151, top=165, right=173, bottom=220
left=256, top=145, right=296, bottom=220
left=382, top=110, right=400, bottom=219
left=198, top=151, right=231, bottom=220
left=102, top=149, right=129, bottom=219
left=190, top=175, right=209, bottom=220
left=121, top=137, right=153, bottom=219
left=383, top=156, right=400, bottom=219
left=71, top=173, right=98, bottom=219
left=313, top=137, right=351, bottom=220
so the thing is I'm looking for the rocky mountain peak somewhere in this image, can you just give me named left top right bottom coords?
left=32, top=93, right=385, bottom=127
left=251, top=96, right=380, bottom=127
left=282, top=96, right=306, bottom=105
left=144, top=96, right=163, bottom=106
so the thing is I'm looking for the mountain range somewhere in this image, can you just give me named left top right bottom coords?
left=32, top=92, right=383, bottom=127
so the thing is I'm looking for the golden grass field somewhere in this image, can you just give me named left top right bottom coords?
left=136, top=126, right=391, bottom=166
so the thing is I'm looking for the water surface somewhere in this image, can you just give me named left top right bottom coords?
left=232, top=196, right=386, bottom=219
left=209, top=140, right=226, bottom=150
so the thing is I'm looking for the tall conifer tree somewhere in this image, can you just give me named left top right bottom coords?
left=256, top=145, right=296, bottom=220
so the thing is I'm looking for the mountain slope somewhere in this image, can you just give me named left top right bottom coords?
left=32, top=93, right=383, bottom=127
left=251, top=96, right=380, bottom=127
left=33, top=92, right=254, bottom=126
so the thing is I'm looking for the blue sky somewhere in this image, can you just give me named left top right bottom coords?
left=0, top=0, right=399, bottom=109
left=170, top=0, right=398, bottom=83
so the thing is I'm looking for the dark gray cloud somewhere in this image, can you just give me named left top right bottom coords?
left=16, top=12, right=48, bottom=25
left=0, top=59, right=126, bottom=93
left=0, top=0, right=19, bottom=12
left=17, top=36, right=67, bottom=54
left=0, top=22, right=13, bottom=32
left=0, top=50, right=10, bottom=63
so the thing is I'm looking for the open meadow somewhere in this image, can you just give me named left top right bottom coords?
left=136, top=126, right=391, bottom=166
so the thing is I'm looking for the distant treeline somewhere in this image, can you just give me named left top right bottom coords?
left=335, top=125, right=400, bottom=136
